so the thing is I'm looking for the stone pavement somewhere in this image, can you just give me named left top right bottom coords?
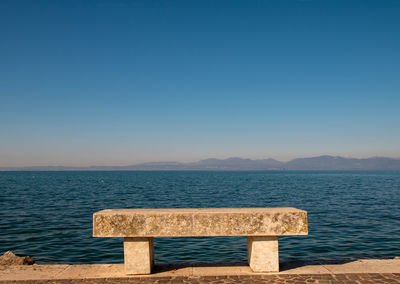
left=1, top=259, right=399, bottom=283
left=2, top=273, right=400, bottom=284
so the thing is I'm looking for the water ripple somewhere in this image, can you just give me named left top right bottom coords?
left=0, top=171, right=399, bottom=264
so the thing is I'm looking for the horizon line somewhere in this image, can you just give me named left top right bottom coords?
left=1, top=155, right=400, bottom=169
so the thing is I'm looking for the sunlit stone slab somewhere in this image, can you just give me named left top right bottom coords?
left=93, top=208, right=308, bottom=237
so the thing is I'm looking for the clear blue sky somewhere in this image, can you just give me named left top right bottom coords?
left=1, top=0, right=399, bottom=166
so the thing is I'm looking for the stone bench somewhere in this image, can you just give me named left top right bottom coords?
left=93, top=208, right=308, bottom=274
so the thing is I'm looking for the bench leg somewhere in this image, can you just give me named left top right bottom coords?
left=124, top=237, right=154, bottom=274
left=247, top=236, right=279, bottom=272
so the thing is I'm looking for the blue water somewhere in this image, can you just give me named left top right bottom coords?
left=0, top=171, right=399, bottom=264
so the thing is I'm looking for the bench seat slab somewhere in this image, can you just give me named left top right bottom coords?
left=93, top=208, right=308, bottom=237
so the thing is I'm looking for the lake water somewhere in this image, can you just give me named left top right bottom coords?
left=0, top=171, right=399, bottom=264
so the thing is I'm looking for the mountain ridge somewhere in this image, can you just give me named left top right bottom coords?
left=1, top=155, right=400, bottom=171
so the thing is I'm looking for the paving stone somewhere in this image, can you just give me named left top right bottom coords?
left=1, top=274, right=400, bottom=284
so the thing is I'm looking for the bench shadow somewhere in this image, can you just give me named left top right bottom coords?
left=153, top=258, right=363, bottom=273
left=152, top=262, right=247, bottom=273
left=279, top=258, right=360, bottom=271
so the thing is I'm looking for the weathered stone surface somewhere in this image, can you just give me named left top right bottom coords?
left=93, top=208, right=308, bottom=237
left=0, top=251, right=35, bottom=265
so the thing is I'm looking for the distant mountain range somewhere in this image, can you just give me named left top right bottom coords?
left=1, top=156, right=400, bottom=171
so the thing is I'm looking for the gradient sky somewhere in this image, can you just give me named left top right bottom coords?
left=1, top=0, right=400, bottom=166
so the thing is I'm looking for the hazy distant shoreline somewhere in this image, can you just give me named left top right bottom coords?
left=2, top=155, right=400, bottom=171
